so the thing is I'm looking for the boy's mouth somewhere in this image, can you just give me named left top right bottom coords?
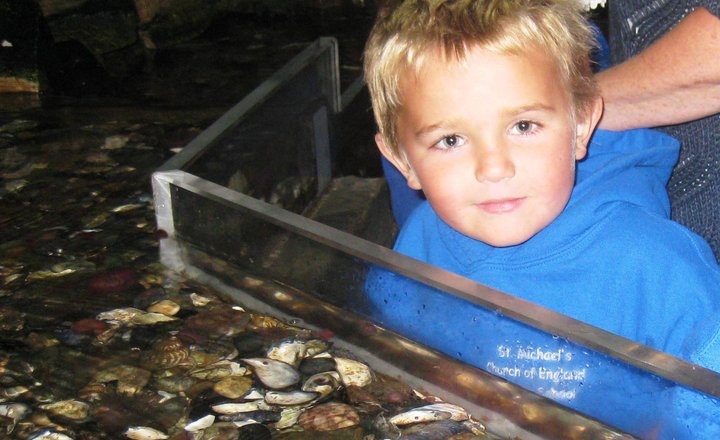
left=476, top=197, right=525, bottom=214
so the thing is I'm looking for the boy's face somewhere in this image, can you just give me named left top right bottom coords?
left=377, top=46, right=601, bottom=247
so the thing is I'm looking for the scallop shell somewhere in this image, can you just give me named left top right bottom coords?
left=333, top=357, right=373, bottom=387
left=297, top=402, right=360, bottom=432
left=241, top=358, right=300, bottom=389
left=141, top=337, right=191, bottom=370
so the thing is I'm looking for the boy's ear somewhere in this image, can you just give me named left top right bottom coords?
left=573, top=96, right=603, bottom=160
left=375, top=133, right=422, bottom=190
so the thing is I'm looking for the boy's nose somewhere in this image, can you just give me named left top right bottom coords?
left=474, top=146, right=515, bottom=183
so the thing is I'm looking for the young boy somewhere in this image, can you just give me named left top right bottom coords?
left=363, top=0, right=720, bottom=438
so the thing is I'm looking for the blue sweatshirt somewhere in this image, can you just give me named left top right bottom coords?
left=366, top=129, right=720, bottom=438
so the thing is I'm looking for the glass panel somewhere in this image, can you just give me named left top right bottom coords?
left=158, top=177, right=720, bottom=438
left=153, top=37, right=720, bottom=439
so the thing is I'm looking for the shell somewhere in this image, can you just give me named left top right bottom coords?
left=141, top=337, right=191, bottom=370
left=264, top=390, right=318, bottom=406
left=27, top=429, right=75, bottom=440
left=0, top=402, right=30, bottom=422
left=183, top=305, right=250, bottom=338
left=333, top=357, right=373, bottom=387
left=146, top=300, right=180, bottom=316
left=218, top=410, right=281, bottom=424
left=124, top=426, right=169, bottom=440
left=96, top=307, right=144, bottom=324
left=241, top=358, right=300, bottom=389
left=413, top=403, right=469, bottom=421
left=389, top=407, right=452, bottom=426
left=129, top=312, right=177, bottom=326
left=189, top=360, right=247, bottom=380
left=39, top=399, right=90, bottom=421
left=211, top=401, right=269, bottom=415
left=266, top=339, right=307, bottom=368
left=184, top=414, right=215, bottom=432
left=0, top=385, right=30, bottom=400
left=400, top=420, right=469, bottom=438
left=212, top=376, right=253, bottom=399
left=190, top=293, right=212, bottom=307
left=297, top=402, right=360, bottom=432
left=301, top=371, right=341, bottom=400
left=303, top=339, right=331, bottom=357
left=272, top=406, right=303, bottom=430
left=94, top=365, right=151, bottom=394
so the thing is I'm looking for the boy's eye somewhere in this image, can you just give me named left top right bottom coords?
left=512, top=120, right=537, bottom=134
left=434, top=135, right=465, bottom=150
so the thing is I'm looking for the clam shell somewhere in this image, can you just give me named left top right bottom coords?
left=272, top=406, right=303, bottom=430
left=189, top=360, right=247, bottom=380
left=146, top=300, right=180, bottom=316
left=212, top=375, right=253, bottom=399
left=39, top=399, right=90, bottom=421
left=211, top=401, right=269, bottom=415
left=241, top=358, right=300, bottom=389
left=266, top=339, right=307, bottom=368
left=297, top=402, right=360, bottom=432
left=333, top=357, right=373, bottom=387
left=264, top=390, right=318, bottom=406
left=413, top=403, right=469, bottom=421
left=219, top=409, right=281, bottom=424
left=304, top=339, right=331, bottom=357
left=129, top=312, right=177, bottom=326
left=124, top=426, right=168, bottom=439
left=184, top=414, right=215, bottom=432
left=96, top=307, right=144, bottom=324
left=401, top=419, right=468, bottom=438
left=27, top=429, right=75, bottom=440
left=389, top=407, right=452, bottom=426
left=301, top=371, right=341, bottom=400
left=94, top=365, right=152, bottom=394
left=190, top=293, right=212, bottom=307
left=0, top=402, right=30, bottom=422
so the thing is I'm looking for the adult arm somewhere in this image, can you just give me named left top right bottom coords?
left=596, top=7, right=720, bottom=130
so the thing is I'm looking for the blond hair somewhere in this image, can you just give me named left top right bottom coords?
left=364, top=0, right=599, bottom=153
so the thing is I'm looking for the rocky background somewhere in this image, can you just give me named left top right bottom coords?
left=1, top=0, right=373, bottom=101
